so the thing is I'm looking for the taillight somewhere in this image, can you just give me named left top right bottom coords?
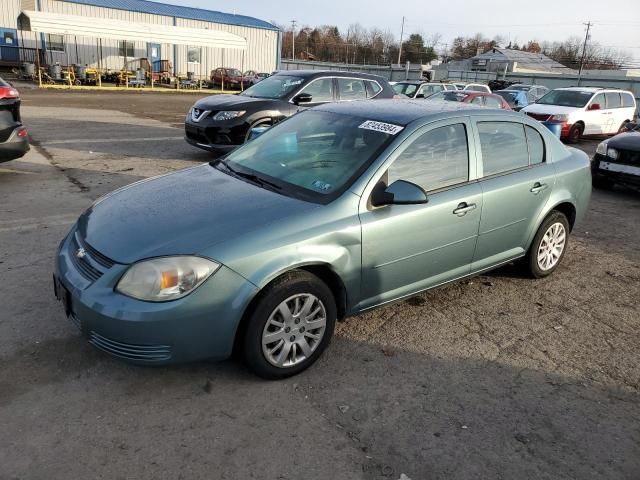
left=0, top=86, right=19, bottom=99
left=17, top=127, right=28, bottom=138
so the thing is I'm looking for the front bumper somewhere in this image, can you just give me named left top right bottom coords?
left=592, top=152, right=640, bottom=187
left=0, top=127, right=30, bottom=163
left=54, top=227, right=259, bottom=364
left=184, top=117, right=249, bottom=153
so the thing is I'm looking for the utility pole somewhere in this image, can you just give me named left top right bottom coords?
left=577, top=21, right=592, bottom=86
left=397, top=16, right=405, bottom=65
left=291, top=20, right=297, bottom=61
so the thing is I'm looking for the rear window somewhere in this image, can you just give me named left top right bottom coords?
left=605, top=92, right=622, bottom=109
left=366, top=80, right=382, bottom=97
left=525, top=126, right=545, bottom=164
left=621, top=92, right=636, bottom=108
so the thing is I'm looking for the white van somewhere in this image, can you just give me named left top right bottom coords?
left=521, top=87, right=637, bottom=143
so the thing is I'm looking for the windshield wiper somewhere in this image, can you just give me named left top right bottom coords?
left=214, top=159, right=282, bottom=191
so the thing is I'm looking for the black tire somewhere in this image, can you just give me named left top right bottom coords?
left=593, top=175, right=614, bottom=190
left=566, top=124, right=583, bottom=144
left=617, top=121, right=629, bottom=134
left=526, top=211, right=570, bottom=279
left=242, top=270, right=336, bottom=379
left=244, top=120, right=271, bottom=143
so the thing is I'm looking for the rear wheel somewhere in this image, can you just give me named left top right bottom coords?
left=526, top=211, right=570, bottom=278
left=566, top=124, right=583, bottom=144
left=243, top=271, right=336, bottom=379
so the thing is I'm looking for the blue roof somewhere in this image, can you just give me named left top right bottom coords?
left=63, top=0, right=279, bottom=31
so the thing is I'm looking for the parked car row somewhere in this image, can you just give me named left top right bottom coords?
left=209, top=68, right=271, bottom=89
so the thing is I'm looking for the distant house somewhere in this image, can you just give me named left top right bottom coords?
left=437, top=48, right=574, bottom=76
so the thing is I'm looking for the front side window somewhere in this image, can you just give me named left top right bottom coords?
left=393, top=83, right=418, bottom=97
left=47, top=34, right=64, bottom=52
left=478, top=122, right=529, bottom=176
left=338, top=78, right=367, bottom=101
left=389, top=124, right=469, bottom=192
left=221, top=110, right=397, bottom=202
left=418, top=84, right=443, bottom=97
left=605, top=92, right=621, bottom=109
left=119, top=40, right=134, bottom=57
left=240, top=75, right=305, bottom=99
left=187, top=47, right=200, bottom=63
left=591, top=93, right=606, bottom=109
left=299, top=78, right=334, bottom=103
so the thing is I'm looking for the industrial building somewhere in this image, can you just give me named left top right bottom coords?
left=0, top=0, right=281, bottom=76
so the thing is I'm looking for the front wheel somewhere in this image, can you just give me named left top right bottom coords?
left=242, top=271, right=336, bottom=379
left=526, top=211, right=570, bottom=278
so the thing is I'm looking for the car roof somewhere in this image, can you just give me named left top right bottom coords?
left=554, top=86, right=617, bottom=93
left=313, top=99, right=519, bottom=126
left=274, top=70, right=386, bottom=81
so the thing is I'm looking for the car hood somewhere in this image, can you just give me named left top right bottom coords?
left=77, top=164, right=316, bottom=264
left=522, top=104, right=580, bottom=115
left=194, top=94, right=284, bottom=110
left=607, top=131, right=640, bottom=151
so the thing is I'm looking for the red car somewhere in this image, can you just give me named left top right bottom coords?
left=427, top=90, right=512, bottom=110
left=209, top=68, right=245, bottom=89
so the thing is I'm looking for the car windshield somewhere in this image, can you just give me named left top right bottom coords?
left=218, top=110, right=399, bottom=202
left=240, top=75, right=305, bottom=99
left=227, top=69, right=242, bottom=76
left=393, top=83, right=419, bottom=97
left=429, top=91, right=468, bottom=102
left=536, top=90, right=593, bottom=107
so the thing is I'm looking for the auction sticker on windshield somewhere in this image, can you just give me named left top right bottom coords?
left=359, top=120, right=404, bottom=135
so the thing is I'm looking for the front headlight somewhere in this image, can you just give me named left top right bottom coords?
left=212, top=111, right=246, bottom=121
left=116, top=256, right=220, bottom=302
left=596, top=141, right=608, bottom=155
left=607, top=148, right=618, bottom=160
left=549, top=114, right=569, bottom=123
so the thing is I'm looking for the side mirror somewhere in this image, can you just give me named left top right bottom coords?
left=292, top=92, right=312, bottom=105
left=371, top=180, right=428, bottom=207
left=588, top=103, right=601, bottom=111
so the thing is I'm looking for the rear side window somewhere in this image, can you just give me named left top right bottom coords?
left=525, top=126, right=545, bottom=164
left=365, top=80, right=382, bottom=98
left=605, top=92, right=621, bottom=109
left=389, top=124, right=469, bottom=191
left=478, top=122, right=529, bottom=176
left=621, top=92, right=635, bottom=108
left=484, top=96, right=503, bottom=108
left=337, top=78, right=367, bottom=101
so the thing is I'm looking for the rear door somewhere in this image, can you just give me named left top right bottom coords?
left=336, top=77, right=367, bottom=102
left=605, top=92, right=623, bottom=133
left=471, top=118, right=555, bottom=270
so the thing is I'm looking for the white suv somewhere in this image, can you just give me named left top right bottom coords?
left=521, top=87, right=637, bottom=143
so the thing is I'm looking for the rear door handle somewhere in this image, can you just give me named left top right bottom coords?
left=453, top=202, right=477, bottom=216
left=530, top=182, right=548, bottom=194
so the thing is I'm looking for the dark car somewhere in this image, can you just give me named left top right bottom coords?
left=426, top=90, right=512, bottom=110
left=185, top=70, right=396, bottom=153
left=592, top=126, right=640, bottom=190
left=0, top=77, right=29, bottom=163
left=493, top=89, right=530, bottom=111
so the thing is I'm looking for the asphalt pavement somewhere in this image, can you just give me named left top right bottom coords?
left=0, top=89, right=638, bottom=480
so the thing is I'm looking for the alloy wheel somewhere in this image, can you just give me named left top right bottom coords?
left=537, top=222, right=567, bottom=271
left=262, top=293, right=327, bottom=368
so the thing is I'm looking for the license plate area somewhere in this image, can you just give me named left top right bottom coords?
left=53, top=275, right=72, bottom=317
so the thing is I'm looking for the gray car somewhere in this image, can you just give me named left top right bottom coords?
left=54, top=100, right=591, bottom=378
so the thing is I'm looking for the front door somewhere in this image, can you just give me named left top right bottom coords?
left=358, top=119, right=482, bottom=310
left=472, top=119, right=554, bottom=270
left=147, top=43, right=161, bottom=72
left=583, top=92, right=608, bottom=135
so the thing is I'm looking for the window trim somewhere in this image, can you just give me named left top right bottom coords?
left=524, top=124, right=546, bottom=165
left=187, top=46, right=201, bottom=64
left=294, top=76, right=336, bottom=104
left=288, top=76, right=383, bottom=105
left=118, top=40, right=135, bottom=57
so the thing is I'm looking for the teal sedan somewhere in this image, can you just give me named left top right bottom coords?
left=54, top=100, right=591, bottom=379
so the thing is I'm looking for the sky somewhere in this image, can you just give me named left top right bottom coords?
left=160, top=0, right=640, bottom=64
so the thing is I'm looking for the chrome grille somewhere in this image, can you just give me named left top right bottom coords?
left=69, top=232, right=115, bottom=282
left=89, top=331, right=172, bottom=362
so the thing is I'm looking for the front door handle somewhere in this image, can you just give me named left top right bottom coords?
left=530, top=182, right=548, bottom=194
left=453, top=202, right=477, bottom=216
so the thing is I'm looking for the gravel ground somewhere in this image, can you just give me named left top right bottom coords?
left=1, top=89, right=638, bottom=480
